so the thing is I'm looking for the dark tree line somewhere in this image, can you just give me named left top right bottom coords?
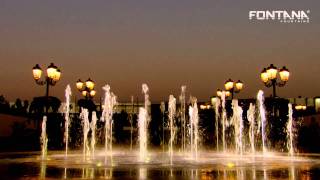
left=0, top=95, right=62, bottom=151
left=0, top=95, right=29, bottom=116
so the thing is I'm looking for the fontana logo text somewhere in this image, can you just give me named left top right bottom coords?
left=249, top=10, right=310, bottom=23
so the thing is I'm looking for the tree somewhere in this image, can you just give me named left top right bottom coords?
left=0, top=95, right=10, bottom=113
left=29, top=96, right=61, bottom=130
left=77, top=99, right=96, bottom=112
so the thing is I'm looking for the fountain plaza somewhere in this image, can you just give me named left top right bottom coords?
left=1, top=84, right=320, bottom=179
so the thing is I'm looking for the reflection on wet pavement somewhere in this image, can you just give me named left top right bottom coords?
left=1, top=150, right=320, bottom=179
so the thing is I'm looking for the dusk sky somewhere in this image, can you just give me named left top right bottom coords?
left=0, top=0, right=319, bottom=102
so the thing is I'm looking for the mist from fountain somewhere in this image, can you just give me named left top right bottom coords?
left=287, top=103, right=294, bottom=156
left=189, top=97, right=199, bottom=160
left=101, top=85, right=117, bottom=157
left=247, top=103, right=256, bottom=154
left=80, top=108, right=90, bottom=159
left=168, top=95, right=176, bottom=165
left=214, top=97, right=220, bottom=151
left=64, top=85, right=72, bottom=157
left=257, top=90, right=267, bottom=154
left=41, top=116, right=48, bottom=160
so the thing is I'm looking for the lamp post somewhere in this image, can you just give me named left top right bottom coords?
left=76, top=78, right=96, bottom=99
left=32, top=63, right=61, bottom=114
left=260, top=64, right=290, bottom=98
left=224, top=79, right=244, bottom=99
left=76, top=78, right=96, bottom=114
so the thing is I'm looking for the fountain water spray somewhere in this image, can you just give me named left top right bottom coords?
left=168, top=95, right=176, bottom=165
left=138, top=108, right=148, bottom=162
left=101, top=85, right=117, bottom=156
left=287, top=103, right=294, bottom=156
left=247, top=103, right=256, bottom=154
left=41, top=116, right=48, bottom=160
left=257, top=90, right=267, bottom=154
left=91, top=111, right=97, bottom=158
left=189, top=97, right=199, bottom=160
left=214, top=97, right=220, bottom=151
left=180, top=85, right=186, bottom=151
left=139, top=84, right=151, bottom=161
left=221, top=92, right=227, bottom=152
left=160, top=101, right=165, bottom=152
left=130, top=96, right=134, bottom=151
left=64, top=85, right=72, bottom=157
left=142, top=84, right=151, bottom=113
left=80, top=108, right=90, bottom=159
left=232, top=100, right=244, bottom=155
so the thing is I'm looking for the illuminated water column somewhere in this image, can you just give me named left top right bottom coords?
left=180, top=86, right=186, bottom=151
left=168, top=95, right=176, bottom=165
left=139, top=84, right=151, bottom=162
left=189, top=97, right=199, bottom=160
left=247, top=103, right=256, bottom=154
left=257, top=90, right=267, bottom=154
left=221, top=92, right=227, bottom=152
left=232, top=100, right=243, bottom=155
left=80, top=108, right=90, bottom=159
left=91, top=111, right=97, bottom=158
left=41, top=116, right=48, bottom=160
left=287, top=103, right=294, bottom=156
left=101, top=85, right=117, bottom=157
left=64, top=85, right=71, bottom=157
left=214, top=97, right=221, bottom=151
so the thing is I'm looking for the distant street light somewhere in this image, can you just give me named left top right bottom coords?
left=260, top=64, right=290, bottom=98
left=32, top=63, right=61, bottom=114
left=224, top=79, right=244, bottom=99
left=76, top=78, right=96, bottom=99
left=295, top=105, right=307, bottom=111
left=216, top=89, right=231, bottom=98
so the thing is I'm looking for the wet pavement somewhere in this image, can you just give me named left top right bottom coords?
left=1, top=150, right=320, bottom=179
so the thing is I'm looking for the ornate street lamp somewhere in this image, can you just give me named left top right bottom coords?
left=32, top=63, right=61, bottom=114
left=76, top=78, right=96, bottom=99
left=224, top=79, right=244, bottom=99
left=260, top=64, right=290, bottom=97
